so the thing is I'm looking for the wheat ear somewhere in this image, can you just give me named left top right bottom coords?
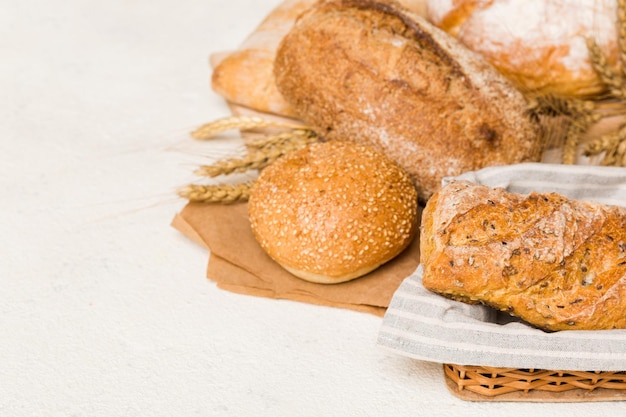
left=191, top=116, right=305, bottom=140
left=562, top=123, right=584, bottom=165
left=562, top=112, right=602, bottom=164
left=246, top=129, right=318, bottom=150
left=178, top=182, right=253, bottom=203
left=194, top=148, right=285, bottom=177
left=194, top=132, right=317, bottom=177
left=618, top=0, right=626, bottom=81
left=526, top=94, right=594, bottom=118
left=584, top=122, right=626, bottom=166
left=587, top=37, right=626, bottom=99
left=604, top=124, right=626, bottom=166
left=585, top=131, right=621, bottom=156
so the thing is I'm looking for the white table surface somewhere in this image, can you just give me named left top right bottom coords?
left=3, top=0, right=624, bottom=415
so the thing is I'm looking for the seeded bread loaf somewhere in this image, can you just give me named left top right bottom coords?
left=274, top=0, right=543, bottom=201
left=420, top=180, right=626, bottom=331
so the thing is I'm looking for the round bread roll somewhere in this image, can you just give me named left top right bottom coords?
left=427, top=0, right=619, bottom=98
left=248, top=141, right=419, bottom=284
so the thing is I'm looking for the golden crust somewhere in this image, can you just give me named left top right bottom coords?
left=212, top=48, right=299, bottom=117
left=274, top=0, right=542, bottom=201
left=248, top=141, right=419, bottom=283
left=426, top=0, right=620, bottom=98
left=421, top=180, right=626, bottom=331
left=210, top=0, right=430, bottom=117
left=210, top=0, right=317, bottom=117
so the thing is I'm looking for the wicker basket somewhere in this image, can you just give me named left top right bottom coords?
left=444, top=364, right=626, bottom=402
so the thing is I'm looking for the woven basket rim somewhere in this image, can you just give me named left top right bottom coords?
left=444, top=364, right=626, bottom=401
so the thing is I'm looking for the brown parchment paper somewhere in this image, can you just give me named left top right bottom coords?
left=172, top=202, right=421, bottom=316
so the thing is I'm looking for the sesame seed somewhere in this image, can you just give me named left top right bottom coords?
left=247, top=141, right=418, bottom=280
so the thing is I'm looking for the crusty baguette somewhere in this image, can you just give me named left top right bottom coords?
left=420, top=180, right=626, bottom=331
left=273, top=0, right=543, bottom=201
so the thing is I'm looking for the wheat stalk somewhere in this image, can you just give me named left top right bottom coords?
left=246, top=129, right=318, bottom=150
left=585, top=123, right=626, bottom=165
left=561, top=125, right=581, bottom=165
left=178, top=182, right=253, bottom=203
left=618, top=136, right=626, bottom=165
left=585, top=130, right=621, bottom=156
left=179, top=115, right=320, bottom=203
left=579, top=0, right=626, bottom=167
left=619, top=0, right=626, bottom=81
left=525, top=94, right=600, bottom=160
left=191, top=116, right=305, bottom=140
left=526, top=94, right=595, bottom=119
left=194, top=148, right=284, bottom=177
left=562, top=113, right=600, bottom=164
left=194, top=129, right=318, bottom=177
left=587, top=37, right=626, bottom=99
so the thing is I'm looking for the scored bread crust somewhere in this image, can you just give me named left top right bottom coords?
left=210, top=0, right=429, bottom=117
left=248, top=141, right=419, bottom=284
left=420, top=180, right=626, bottom=331
left=274, top=0, right=542, bottom=201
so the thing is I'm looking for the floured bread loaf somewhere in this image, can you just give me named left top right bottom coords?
left=210, top=0, right=429, bottom=117
left=248, top=141, right=419, bottom=284
left=211, top=0, right=316, bottom=117
left=426, top=0, right=619, bottom=98
left=274, top=0, right=542, bottom=201
left=420, top=180, right=626, bottom=331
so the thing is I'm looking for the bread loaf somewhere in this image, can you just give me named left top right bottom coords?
left=420, top=180, right=626, bottom=331
left=211, top=0, right=429, bottom=117
left=274, top=0, right=543, bottom=201
left=248, top=141, right=419, bottom=284
left=426, top=0, right=619, bottom=98
left=211, top=0, right=316, bottom=117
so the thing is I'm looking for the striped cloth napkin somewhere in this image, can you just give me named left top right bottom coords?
left=377, top=162, right=626, bottom=371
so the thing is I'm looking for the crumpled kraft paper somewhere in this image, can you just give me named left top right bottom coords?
left=171, top=201, right=421, bottom=316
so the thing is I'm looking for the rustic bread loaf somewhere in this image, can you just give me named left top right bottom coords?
left=211, top=0, right=429, bottom=117
left=274, top=0, right=542, bottom=201
left=211, top=0, right=316, bottom=117
left=420, top=180, right=626, bottom=331
left=248, top=141, right=419, bottom=284
left=426, top=0, right=619, bottom=98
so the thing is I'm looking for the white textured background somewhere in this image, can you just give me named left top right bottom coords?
left=2, top=0, right=624, bottom=415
